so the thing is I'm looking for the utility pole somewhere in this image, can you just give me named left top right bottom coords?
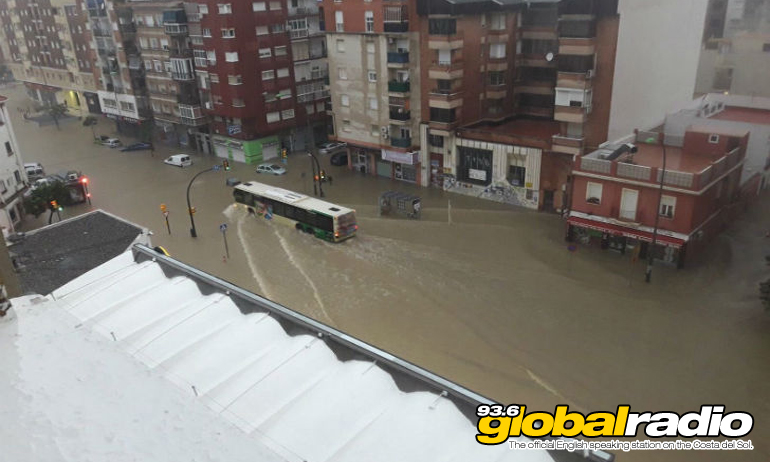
left=186, top=166, right=217, bottom=237
left=645, top=135, right=667, bottom=283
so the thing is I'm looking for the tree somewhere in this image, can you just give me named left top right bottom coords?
left=762, top=256, right=770, bottom=310
left=22, top=181, right=71, bottom=218
left=47, top=102, right=67, bottom=131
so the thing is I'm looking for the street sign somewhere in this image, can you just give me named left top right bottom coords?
left=213, top=165, right=221, bottom=172
left=227, top=124, right=241, bottom=135
left=219, top=223, right=228, bottom=232
left=163, top=211, right=169, bottom=218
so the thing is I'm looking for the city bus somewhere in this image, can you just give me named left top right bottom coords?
left=233, top=181, right=357, bottom=242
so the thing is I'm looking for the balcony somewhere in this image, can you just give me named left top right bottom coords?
left=384, top=22, right=408, bottom=33
left=558, top=37, right=596, bottom=56
left=428, top=31, right=463, bottom=50
left=165, top=23, right=188, bottom=35
left=554, top=105, right=589, bottom=123
left=387, top=52, right=409, bottom=64
left=389, top=109, right=410, bottom=121
left=429, top=60, right=464, bottom=79
left=288, top=6, right=319, bottom=17
left=551, top=135, right=584, bottom=155
left=388, top=80, right=410, bottom=93
left=172, top=71, right=195, bottom=81
left=181, top=114, right=208, bottom=126
left=518, top=106, right=554, bottom=118
left=390, top=136, right=411, bottom=148
left=118, top=23, right=136, bottom=34
left=556, top=71, right=593, bottom=89
left=429, top=89, right=464, bottom=104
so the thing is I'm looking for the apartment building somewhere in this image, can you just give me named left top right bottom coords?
left=322, top=0, right=423, bottom=182
left=128, top=1, right=208, bottom=149
left=86, top=0, right=152, bottom=135
left=567, top=127, right=748, bottom=267
left=189, top=0, right=329, bottom=164
left=696, top=0, right=770, bottom=97
left=0, top=95, right=30, bottom=235
left=0, top=0, right=100, bottom=115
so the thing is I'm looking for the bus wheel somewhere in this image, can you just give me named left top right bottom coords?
left=304, top=227, right=313, bottom=234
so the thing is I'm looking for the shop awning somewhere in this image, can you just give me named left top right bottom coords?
left=567, top=216, right=687, bottom=248
left=382, top=149, right=418, bottom=165
left=25, top=82, right=61, bottom=92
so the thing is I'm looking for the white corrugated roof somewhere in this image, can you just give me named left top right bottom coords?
left=1, top=247, right=557, bottom=462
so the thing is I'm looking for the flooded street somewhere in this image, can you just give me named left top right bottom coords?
left=7, top=83, right=770, bottom=462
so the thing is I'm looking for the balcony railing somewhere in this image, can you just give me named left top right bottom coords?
left=387, top=52, right=409, bottom=63
left=551, top=135, right=584, bottom=155
left=579, top=157, right=611, bottom=174
left=389, top=109, right=410, bottom=121
left=383, top=22, right=408, bottom=33
left=388, top=81, right=410, bottom=92
left=391, top=136, right=411, bottom=148
left=289, top=28, right=309, bottom=39
left=164, top=23, right=188, bottom=35
left=180, top=114, right=208, bottom=126
left=172, top=71, right=195, bottom=81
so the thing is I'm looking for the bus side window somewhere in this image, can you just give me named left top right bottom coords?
left=272, top=201, right=285, bottom=216
left=234, top=190, right=246, bottom=204
left=318, top=215, right=333, bottom=232
left=285, top=205, right=295, bottom=219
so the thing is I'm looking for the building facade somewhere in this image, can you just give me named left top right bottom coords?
left=567, top=127, right=749, bottom=267
left=322, top=0, right=423, bottom=182
left=0, top=0, right=101, bottom=115
left=189, top=0, right=330, bottom=164
left=0, top=96, right=30, bottom=236
left=695, top=0, right=770, bottom=98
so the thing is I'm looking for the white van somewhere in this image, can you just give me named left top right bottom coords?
left=24, top=163, right=45, bottom=180
left=164, top=154, right=193, bottom=168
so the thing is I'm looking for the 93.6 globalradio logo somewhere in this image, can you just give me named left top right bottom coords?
left=475, top=404, right=754, bottom=444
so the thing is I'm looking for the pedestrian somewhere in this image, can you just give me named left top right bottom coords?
left=328, top=176, right=333, bottom=186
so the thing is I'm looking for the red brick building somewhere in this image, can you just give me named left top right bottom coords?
left=567, top=126, right=749, bottom=267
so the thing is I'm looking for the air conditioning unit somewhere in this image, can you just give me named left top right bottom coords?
left=387, top=37, right=395, bottom=44
left=586, top=69, right=595, bottom=78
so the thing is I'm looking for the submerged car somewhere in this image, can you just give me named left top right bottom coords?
left=330, top=152, right=348, bottom=166
left=256, top=163, right=286, bottom=175
left=103, top=138, right=121, bottom=148
left=120, top=142, right=153, bottom=152
left=318, top=142, right=347, bottom=155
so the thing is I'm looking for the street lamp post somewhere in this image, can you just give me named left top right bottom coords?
left=186, top=166, right=215, bottom=237
left=645, top=135, right=667, bottom=283
left=307, top=151, right=324, bottom=197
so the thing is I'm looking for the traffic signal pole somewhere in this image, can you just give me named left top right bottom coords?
left=186, top=167, right=215, bottom=238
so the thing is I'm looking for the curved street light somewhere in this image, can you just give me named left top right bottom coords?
left=186, top=166, right=216, bottom=237
left=307, top=151, right=324, bottom=197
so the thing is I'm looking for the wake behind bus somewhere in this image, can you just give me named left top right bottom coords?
left=233, top=181, right=357, bottom=242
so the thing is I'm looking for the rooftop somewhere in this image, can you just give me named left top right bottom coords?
left=459, top=118, right=561, bottom=148
left=8, top=210, right=147, bottom=295
left=710, top=106, right=770, bottom=125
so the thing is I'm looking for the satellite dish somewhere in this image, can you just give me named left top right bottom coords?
left=545, top=52, right=554, bottom=62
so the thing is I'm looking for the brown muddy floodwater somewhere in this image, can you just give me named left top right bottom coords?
left=6, top=83, right=770, bottom=462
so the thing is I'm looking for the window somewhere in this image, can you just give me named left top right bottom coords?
left=489, top=71, right=505, bottom=86
left=232, top=98, right=245, bottom=107
left=277, top=89, right=292, bottom=99
left=218, top=4, right=232, bottom=14
left=160, top=39, right=169, bottom=50
left=225, top=52, right=239, bottom=62
left=490, top=43, right=506, bottom=59
left=586, top=182, right=602, bottom=204
left=489, top=13, right=505, bottom=30
left=429, top=134, right=444, bottom=148
left=119, top=101, right=135, bottom=111
left=274, top=46, right=287, bottom=56
left=194, top=50, right=207, bottom=67
left=252, top=2, right=266, bottom=11
left=708, top=134, right=720, bottom=143
left=367, top=71, right=377, bottom=82
left=153, top=60, right=163, bottom=72
left=340, top=94, right=350, bottom=106
left=199, top=4, right=208, bottom=14
left=281, top=109, right=295, bottom=119
left=209, top=73, right=219, bottom=83
left=338, top=67, right=348, bottom=80
left=368, top=97, right=378, bottom=110
left=342, top=119, right=351, bottom=132
left=202, top=28, right=211, bottom=37
left=271, top=23, right=286, bottom=33
left=277, top=67, right=290, bottom=78
left=660, top=195, right=676, bottom=218
left=336, top=39, right=345, bottom=52
left=228, top=74, right=242, bottom=85
left=335, top=11, right=344, bottom=32
left=429, top=18, right=456, bottom=35
left=365, top=11, right=374, bottom=32
left=259, top=48, right=272, bottom=58
left=144, top=59, right=152, bottom=71
left=262, top=69, right=275, bottom=80
left=222, top=28, right=235, bottom=38
left=508, top=166, right=525, bottom=186
left=5, top=141, right=13, bottom=156
left=266, top=111, right=280, bottom=123
left=269, top=1, right=281, bottom=10
left=150, top=38, right=159, bottom=49
left=207, top=50, right=217, bottom=65
left=371, top=124, right=379, bottom=136
left=256, top=25, right=268, bottom=35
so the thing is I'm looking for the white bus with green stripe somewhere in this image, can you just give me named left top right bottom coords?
left=233, top=181, right=358, bottom=242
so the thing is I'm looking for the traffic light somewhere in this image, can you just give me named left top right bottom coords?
left=314, top=175, right=319, bottom=182
left=281, top=148, right=287, bottom=159
left=222, top=159, right=230, bottom=171
left=320, top=170, right=326, bottom=180
left=160, top=203, right=167, bottom=213
left=50, top=200, right=58, bottom=210
left=189, top=206, right=197, bottom=214
left=81, top=177, right=88, bottom=184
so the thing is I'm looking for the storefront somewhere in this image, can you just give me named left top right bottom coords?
left=566, top=215, right=687, bottom=268
left=381, top=149, right=419, bottom=184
